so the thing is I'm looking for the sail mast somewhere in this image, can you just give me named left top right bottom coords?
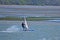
left=24, top=17, right=29, bottom=30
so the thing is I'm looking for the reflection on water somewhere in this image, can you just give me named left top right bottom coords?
left=0, top=20, right=60, bottom=40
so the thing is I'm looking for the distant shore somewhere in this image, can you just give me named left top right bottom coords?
left=0, top=5, right=60, bottom=9
left=0, top=17, right=60, bottom=21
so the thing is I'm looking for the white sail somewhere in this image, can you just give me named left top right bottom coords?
left=22, top=17, right=34, bottom=31
left=24, top=17, right=29, bottom=30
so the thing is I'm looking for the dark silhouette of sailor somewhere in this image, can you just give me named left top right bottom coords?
left=22, top=22, right=26, bottom=30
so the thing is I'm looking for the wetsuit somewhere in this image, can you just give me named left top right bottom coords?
left=22, top=22, right=25, bottom=30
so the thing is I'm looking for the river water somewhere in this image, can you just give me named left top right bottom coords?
left=0, top=21, right=60, bottom=40
left=0, top=6, right=60, bottom=40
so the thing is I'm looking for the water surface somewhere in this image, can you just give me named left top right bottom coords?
left=0, top=21, right=60, bottom=40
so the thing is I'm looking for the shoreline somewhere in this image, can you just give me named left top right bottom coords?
left=0, top=17, right=60, bottom=21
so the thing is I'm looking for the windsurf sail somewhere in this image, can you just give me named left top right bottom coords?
left=22, top=17, right=34, bottom=31
left=23, top=17, right=29, bottom=30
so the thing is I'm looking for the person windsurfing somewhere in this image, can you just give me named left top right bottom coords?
left=21, top=17, right=29, bottom=31
left=22, top=22, right=25, bottom=31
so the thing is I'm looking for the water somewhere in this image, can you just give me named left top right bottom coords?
left=0, top=21, right=60, bottom=40
left=0, top=6, right=60, bottom=40
left=0, top=6, right=60, bottom=17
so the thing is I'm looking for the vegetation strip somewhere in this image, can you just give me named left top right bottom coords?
left=0, top=17, right=60, bottom=21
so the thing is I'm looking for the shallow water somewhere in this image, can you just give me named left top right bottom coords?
left=0, top=20, right=60, bottom=40
left=0, top=6, right=60, bottom=40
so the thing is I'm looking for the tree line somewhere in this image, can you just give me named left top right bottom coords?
left=0, top=0, right=60, bottom=6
